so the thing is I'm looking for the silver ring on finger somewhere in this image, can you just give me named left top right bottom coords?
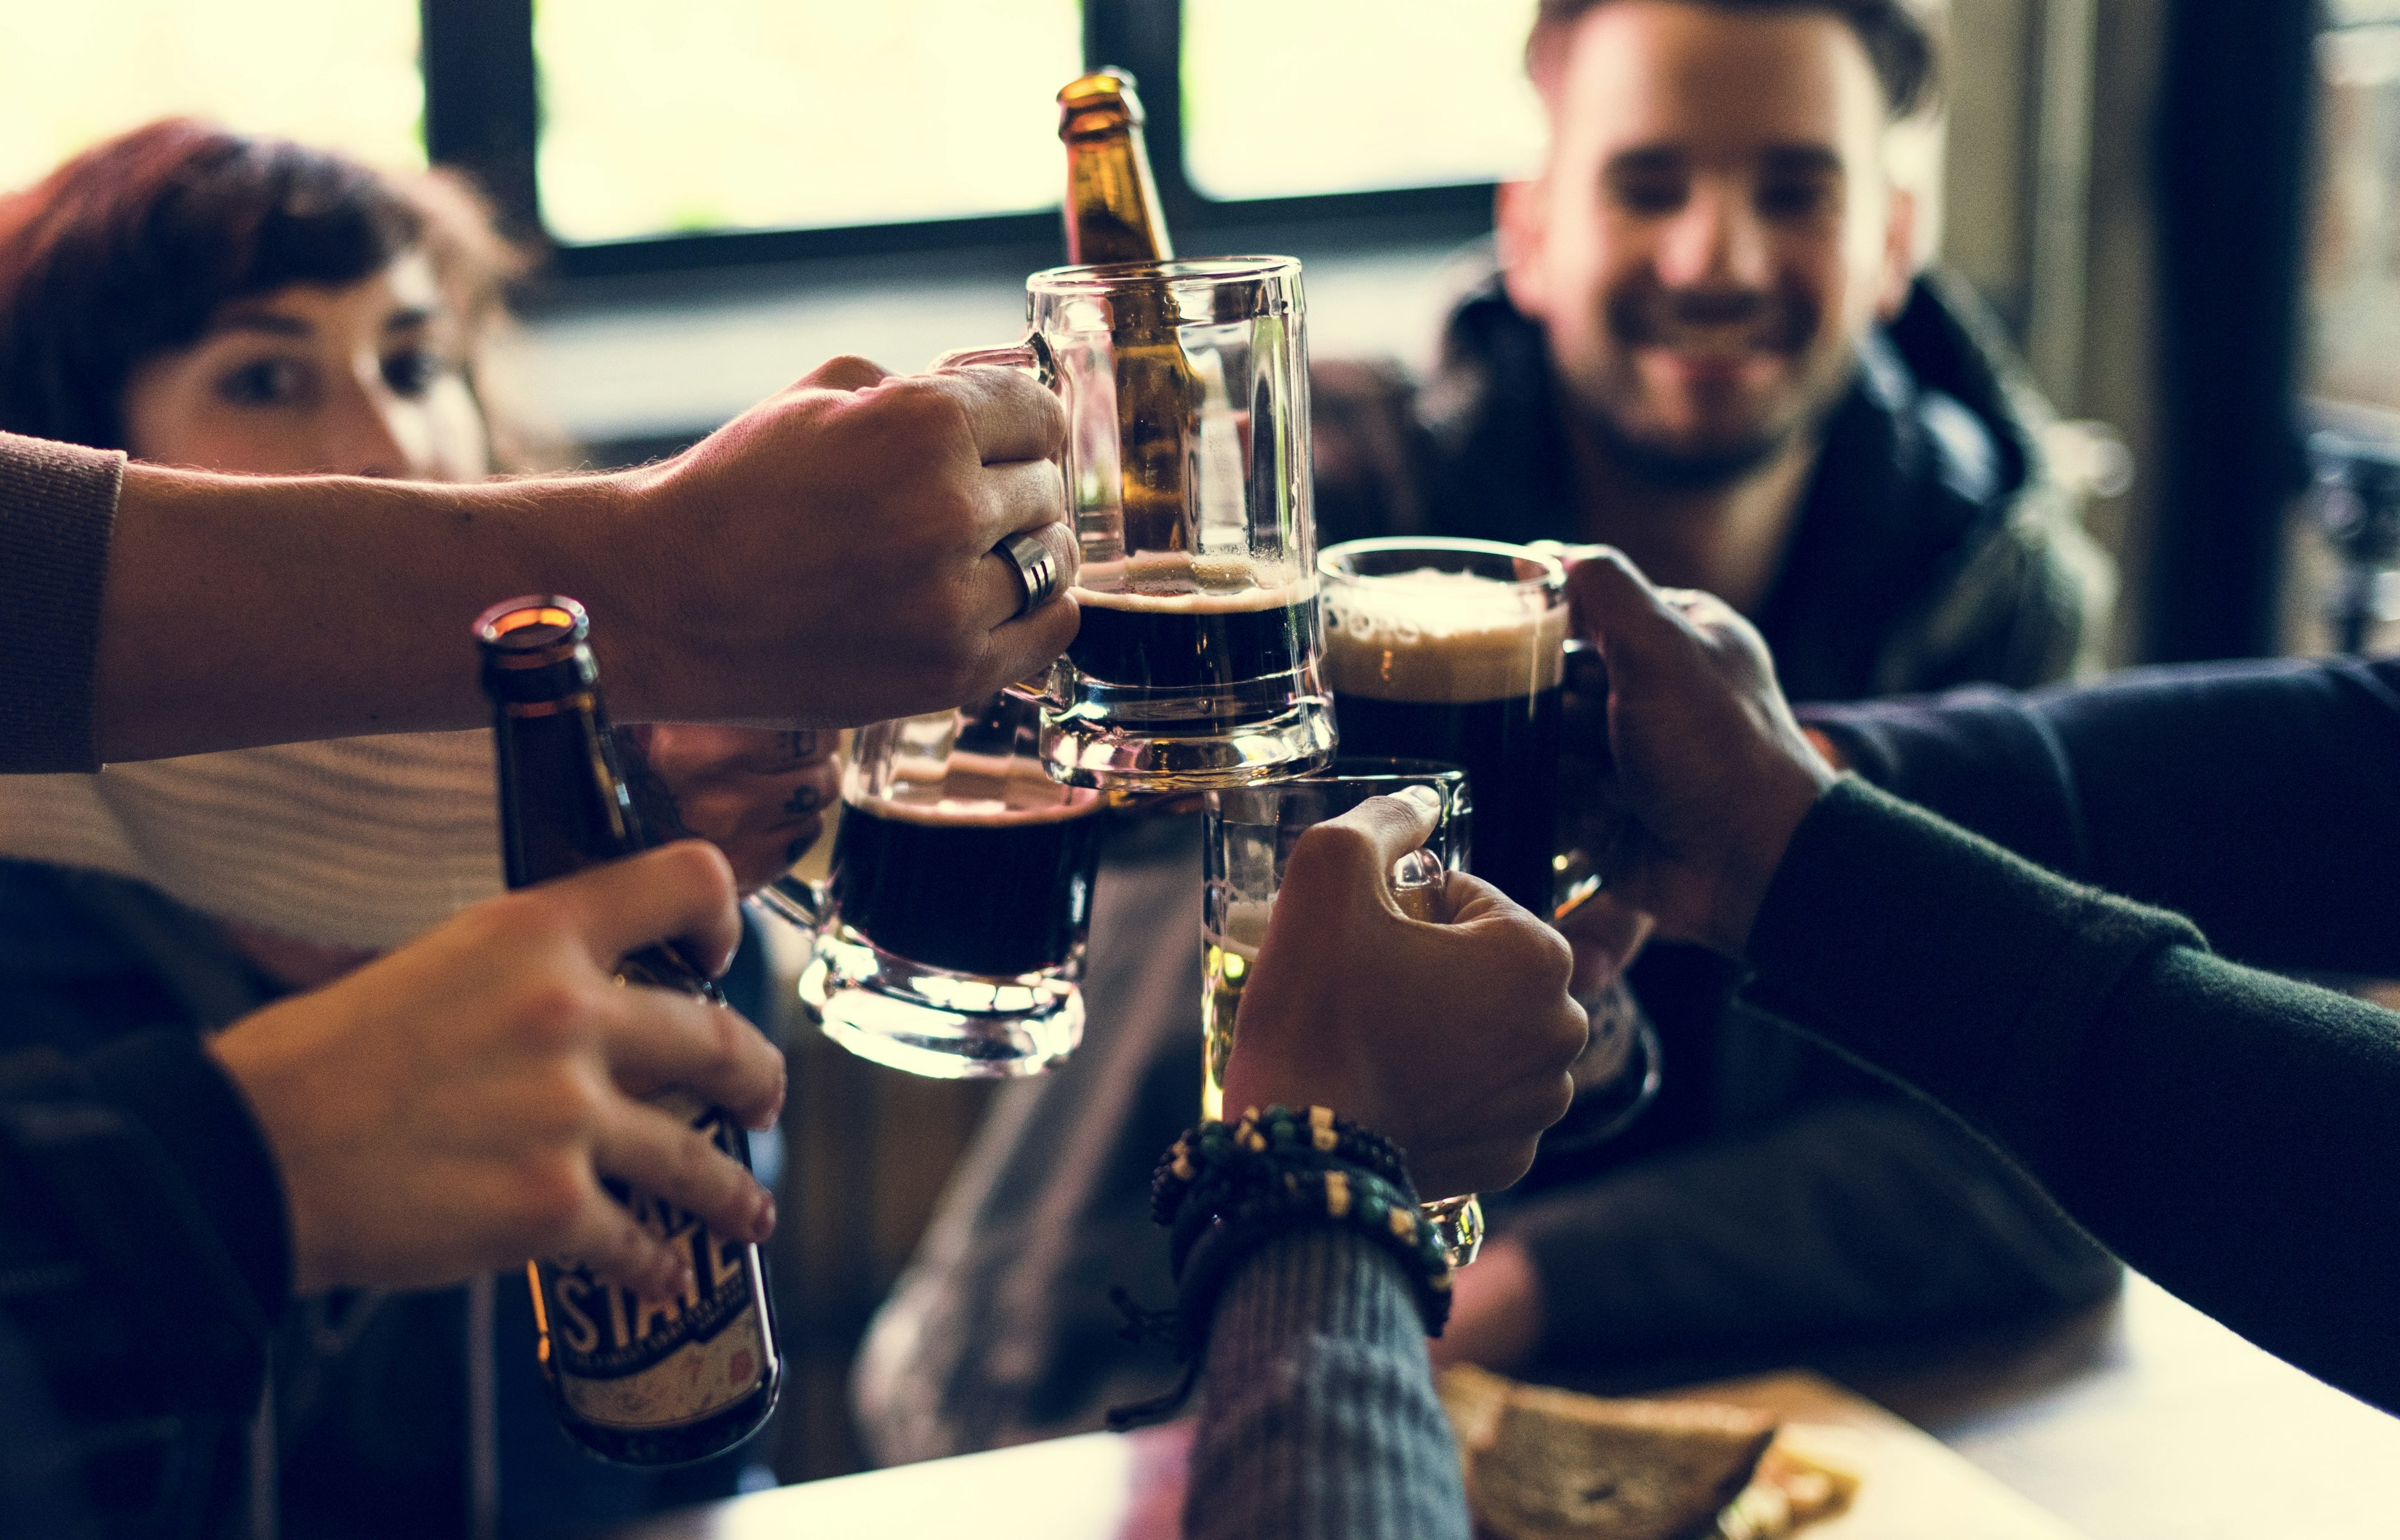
left=996, top=530, right=1063, bottom=618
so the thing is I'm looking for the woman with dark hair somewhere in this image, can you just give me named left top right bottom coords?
left=0, top=120, right=832, bottom=1539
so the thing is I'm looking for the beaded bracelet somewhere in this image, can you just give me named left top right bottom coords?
left=1108, top=1106, right=1455, bottom=1431
left=1151, top=1104, right=1413, bottom=1231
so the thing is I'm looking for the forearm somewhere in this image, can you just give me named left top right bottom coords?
left=1509, top=1098, right=2117, bottom=1364
left=1748, top=781, right=2400, bottom=1412
left=1804, top=656, right=2400, bottom=971
left=1189, top=1227, right=1469, bottom=1540
left=99, top=463, right=671, bottom=761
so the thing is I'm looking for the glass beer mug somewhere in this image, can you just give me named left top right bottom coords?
left=1319, top=537, right=1662, bottom=1151
left=939, top=256, right=1335, bottom=792
left=756, top=691, right=1106, bottom=1079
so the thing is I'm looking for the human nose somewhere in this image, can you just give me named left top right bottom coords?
left=1652, top=179, right=1770, bottom=291
left=320, top=367, right=419, bottom=479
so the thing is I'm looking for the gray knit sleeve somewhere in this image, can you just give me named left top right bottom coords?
left=0, top=432, right=121, bottom=772
left=1187, top=1228, right=1469, bottom=1540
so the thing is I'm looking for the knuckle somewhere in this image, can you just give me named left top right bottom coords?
left=509, top=1157, right=589, bottom=1244
left=1292, top=822, right=1374, bottom=872
left=511, top=977, right=598, bottom=1052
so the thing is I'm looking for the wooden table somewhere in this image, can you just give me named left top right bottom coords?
left=612, top=1275, right=2400, bottom=1539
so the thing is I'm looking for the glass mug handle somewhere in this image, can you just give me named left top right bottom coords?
left=929, top=332, right=1061, bottom=391
left=932, top=334, right=1070, bottom=707
left=751, top=872, right=828, bottom=939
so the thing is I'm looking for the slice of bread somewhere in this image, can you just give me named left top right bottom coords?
left=1439, top=1366, right=1777, bottom=1540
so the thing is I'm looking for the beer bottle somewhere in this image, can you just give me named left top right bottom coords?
left=1058, top=68, right=1201, bottom=561
left=1058, top=67, right=1172, bottom=265
left=475, top=596, right=781, bottom=1467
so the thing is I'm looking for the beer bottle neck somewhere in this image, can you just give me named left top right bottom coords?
left=491, top=688, right=645, bottom=889
left=1063, top=121, right=1172, bottom=265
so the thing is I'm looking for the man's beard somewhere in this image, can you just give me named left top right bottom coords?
left=1571, top=391, right=1808, bottom=491
left=1564, top=286, right=1858, bottom=492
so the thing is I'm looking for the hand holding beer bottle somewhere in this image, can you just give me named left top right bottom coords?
left=478, top=597, right=785, bottom=1466
left=1217, top=788, right=1587, bottom=1205
left=206, top=843, right=782, bottom=1300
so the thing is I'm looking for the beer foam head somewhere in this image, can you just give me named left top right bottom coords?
left=1322, top=568, right=1568, bottom=703
left=1208, top=896, right=1274, bottom=956
left=1076, top=552, right=1316, bottom=612
left=854, top=751, right=1102, bottom=826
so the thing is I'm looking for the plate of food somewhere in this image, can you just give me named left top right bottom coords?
left=1438, top=1366, right=2084, bottom=1540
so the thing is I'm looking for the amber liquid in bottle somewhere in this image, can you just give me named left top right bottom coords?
left=1058, top=68, right=1197, bottom=564
left=476, top=596, right=781, bottom=1467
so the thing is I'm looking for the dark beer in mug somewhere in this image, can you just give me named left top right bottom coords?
left=1321, top=561, right=1569, bottom=917
left=1067, top=553, right=1322, bottom=732
left=830, top=756, right=1106, bottom=980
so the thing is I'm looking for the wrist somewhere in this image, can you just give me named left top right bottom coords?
left=1706, top=754, right=1839, bottom=958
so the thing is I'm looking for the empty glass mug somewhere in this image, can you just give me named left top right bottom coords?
left=939, top=256, right=1334, bottom=792
left=756, top=691, right=1106, bottom=1079
left=1319, top=537, right=1661, bottom=1151
left=1203, top=760, right=1483, bottom=1267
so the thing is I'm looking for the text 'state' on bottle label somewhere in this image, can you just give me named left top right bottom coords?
left=538, top=1091, right=769, bottom=1431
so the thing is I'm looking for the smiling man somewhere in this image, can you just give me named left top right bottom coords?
left=1318, top=0, right=2108, bottom=701
left=1308, top=0, right=2126, bottom=1376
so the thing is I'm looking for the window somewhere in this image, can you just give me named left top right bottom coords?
left=534, top=0, right=1082, bottom=245
left=1181, top=0, right=1542, bottom=201
left=2310, top=2, right=2400, bottom=411
left=0, top=1, right=422, bottom=194
left=3, top=2, right=1522, bottom=271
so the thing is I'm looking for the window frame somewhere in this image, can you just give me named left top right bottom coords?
left=420, top=0, right=1502, bottom=282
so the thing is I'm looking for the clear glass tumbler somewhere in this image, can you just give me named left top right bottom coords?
left=1202, top=759, right=1483, bottom=1266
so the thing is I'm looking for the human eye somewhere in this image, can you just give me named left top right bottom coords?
left=1607, top=160, right=1688, bottom=218
left=382, top=347, right=457, bottom=399
left=1756, top=168, right=1839, bottom=221
left=214, top=356, right=313, bottom=408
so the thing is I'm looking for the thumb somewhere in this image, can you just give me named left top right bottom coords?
left=1275, top=786, right=1446, bottom=918
left=1564, top=548, right=1689, bottom=671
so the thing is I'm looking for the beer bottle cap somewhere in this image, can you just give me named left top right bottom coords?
left=1058, top=68, right=1145, bottom=136
left=475, top=595, right=598, bottom=704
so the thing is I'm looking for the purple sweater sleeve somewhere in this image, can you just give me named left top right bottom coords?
left=0, top=432, right=120, bottom=772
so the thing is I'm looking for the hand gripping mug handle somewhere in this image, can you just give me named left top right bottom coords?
left=933, top=333, right=1071, bottom=706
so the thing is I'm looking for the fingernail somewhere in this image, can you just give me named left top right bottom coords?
left=1394, top=785, right=1442, bottom=812
left=751, top=1190, right=778, bottom=1242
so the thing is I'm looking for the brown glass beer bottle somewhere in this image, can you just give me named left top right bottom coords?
left=1058, top=68, right=1198, bottom=559
left=475, top=596, right=782, bottom=1467
left=1058, top=67, right=1172, bottom=264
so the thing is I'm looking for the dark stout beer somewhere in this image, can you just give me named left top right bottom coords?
left=476, top=597, right=780, bottom=1468
left=1068, top=556, right=1320, bottom=716
left=831, top=755, right=1106, bottom=978
left=1324, top=571, right=1569, bottom=916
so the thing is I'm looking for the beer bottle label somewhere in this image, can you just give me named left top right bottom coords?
left=534, top=1091, right=771, bottom=1431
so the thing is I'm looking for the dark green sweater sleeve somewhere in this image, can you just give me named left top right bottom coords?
left=1748, top=779, right=2400, bottom=1414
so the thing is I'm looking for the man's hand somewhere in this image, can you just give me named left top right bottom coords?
left=207, top=842, right=785, bottom=1297
left=1565, top=551, right=1838, bottom=956
left=619, top=358, right=1079, bottom=728
left=618, top=724, right=841, bottom=893
left=1221, top=789, right=1588, bottom=1201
